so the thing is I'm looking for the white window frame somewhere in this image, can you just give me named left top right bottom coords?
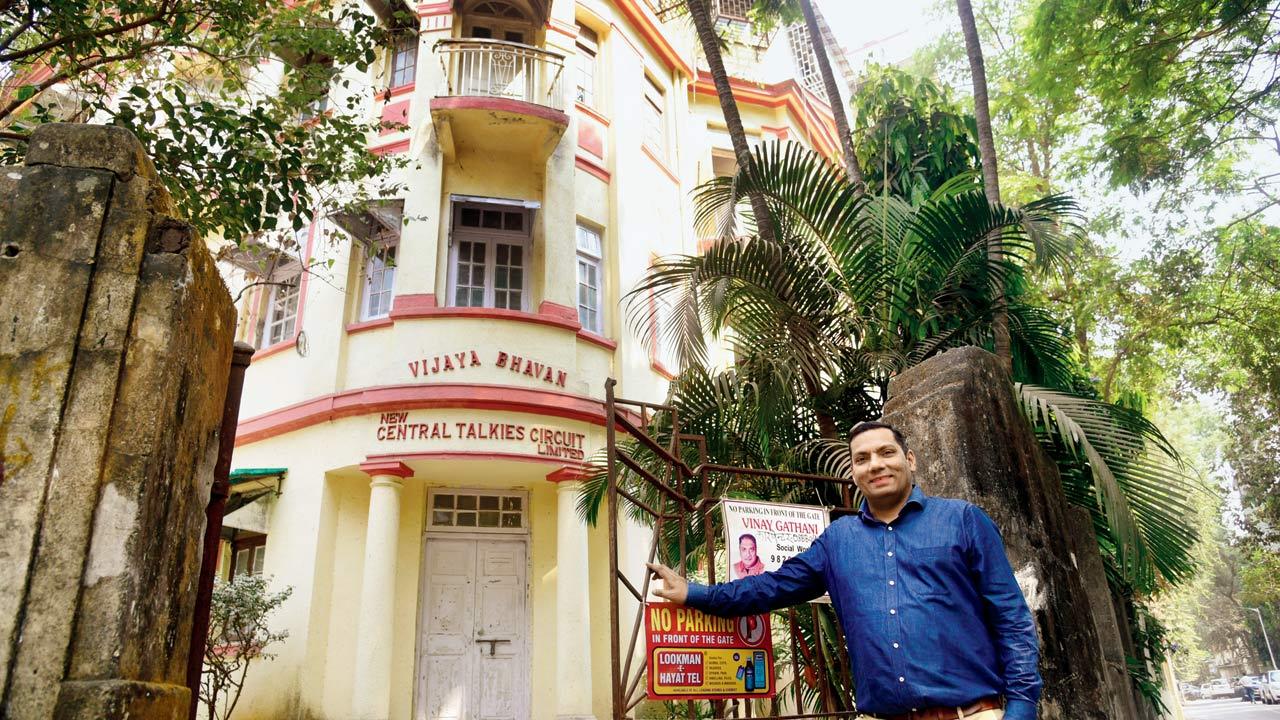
left=390, top=32, right=418, bottom=88
left=575, top=24, right=599, bottom=107
left=576, top=224, right=604, bottom=334
left=447, top=201, right=532, bottom=311
left=426, top=488, right=529, bottom=534
left=360, top=239, right=398, bottom=320
left=642, top=73, right=667, bottom=157
left=263, top=273, right=300, bottom=347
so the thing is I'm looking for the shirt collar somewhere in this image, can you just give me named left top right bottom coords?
left=857, top=485, right=927, bottom=524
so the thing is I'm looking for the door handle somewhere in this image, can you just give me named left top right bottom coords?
left=475, top=638, right=510, bottom=656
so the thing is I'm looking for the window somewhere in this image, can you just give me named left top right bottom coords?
left=263, top=274, right=300, bottom=347
left=231, top=537, right=266, bottom=579
left=576, top=224, right=604, bottom=334
left=575, top=25, right=598, bottom=107
left=430, top=490, right=526, bottom=531
left=360, top=241, right=397, bottom=320
left=715, top=0, right=752, bottom=20
left=449, top=202, right=531, bottom=311
left=786, top=24, right=823, bottom=95
left=390, top=33, right=418, bottom=87
left=643, top=74, right=666, bottom=156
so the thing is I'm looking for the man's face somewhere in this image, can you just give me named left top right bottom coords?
left=739, top=537, right=757, bottom=566
left=850, top=427, right=916, bottom=505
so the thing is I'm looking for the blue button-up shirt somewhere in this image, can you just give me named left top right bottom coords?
left=684, top=486, right=1041, bottom=719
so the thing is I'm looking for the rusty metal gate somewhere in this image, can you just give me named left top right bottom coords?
left=604, top=379, right=862, bottom=720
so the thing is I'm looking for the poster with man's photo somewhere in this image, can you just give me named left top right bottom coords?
left=720, top=499, right=830, bottom=588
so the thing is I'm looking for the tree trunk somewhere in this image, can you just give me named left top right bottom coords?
left=686, top=0, right=776, bottom=244
left=798, top=0, right=864, bottom=187
left=955, top=0, right=1011, bottom=369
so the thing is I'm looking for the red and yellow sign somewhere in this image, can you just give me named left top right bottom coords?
left=645, top=603, right=774, bottom=700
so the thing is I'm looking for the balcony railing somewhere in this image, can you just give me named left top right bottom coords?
left=435, top=38, right=566, bottom=112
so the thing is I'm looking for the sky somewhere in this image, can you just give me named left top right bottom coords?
left=818, top=0, right=952, bottom=69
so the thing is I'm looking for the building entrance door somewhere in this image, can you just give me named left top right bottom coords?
left=416, top=536, right=528, bottom=720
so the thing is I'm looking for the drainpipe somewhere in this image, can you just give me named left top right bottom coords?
left=188, top=342, right=255, bottom=720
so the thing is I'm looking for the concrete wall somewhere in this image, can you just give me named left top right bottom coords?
left=0, top=123, right=236, bottom=719
left=882, top=346, right=1127, bottom=720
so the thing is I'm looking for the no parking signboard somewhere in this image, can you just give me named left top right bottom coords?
left=645, top=602, right=774, bottom=700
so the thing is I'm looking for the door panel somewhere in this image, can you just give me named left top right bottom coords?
left=419, top=537, right=526, bottom=720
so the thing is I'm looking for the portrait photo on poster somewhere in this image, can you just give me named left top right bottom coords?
left=720, top=498, right=830, bottom=598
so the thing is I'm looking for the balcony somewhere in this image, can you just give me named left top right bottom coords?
left=430, top=39, right=569, bottom=162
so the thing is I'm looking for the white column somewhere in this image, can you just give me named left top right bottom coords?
left=556, top=480, right=596, bottom=720
left=351, top=461, right=412, bottom=720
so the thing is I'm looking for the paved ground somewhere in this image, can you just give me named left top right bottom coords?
left=1182, top=698, right=1280, bottom=719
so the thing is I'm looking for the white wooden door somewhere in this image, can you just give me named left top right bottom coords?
left=418, top=537, right=527, bottom=720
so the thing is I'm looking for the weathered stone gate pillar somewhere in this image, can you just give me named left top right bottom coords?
left=882, top=346, right=1128, bottom=720
left=0, top=124, right=236, bottom=719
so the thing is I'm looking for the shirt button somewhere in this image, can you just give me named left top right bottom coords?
left=889, top=608, right=897, bottom=615
left=898, top=677, right=905, bottom=683
left=888, top=526, right=894, bottom=531
left=889, top=580, right=896, bottom=586
left=893, top=642, right=900, bottom=648
left=887, top=551, right=894, bottom=557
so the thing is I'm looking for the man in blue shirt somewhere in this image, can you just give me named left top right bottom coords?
left=647, top=421, right=1042, bottom=720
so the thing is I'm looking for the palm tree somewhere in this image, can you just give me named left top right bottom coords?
left=796, top=0, right=863, bottom=186
left=955, top=0, right=1011, bottom=368
left=589, top=143, right=1198, bottom=599
left=685, top=0, right=777, bottom=243
left=749, top=0, right=864, bottom=186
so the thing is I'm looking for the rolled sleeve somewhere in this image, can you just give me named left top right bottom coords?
left=964, top=506, right=1043, bottom=716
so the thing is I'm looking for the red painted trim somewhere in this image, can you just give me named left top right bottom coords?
left=576, top=330, right=617, bottom=351
left=641, top=144, right=679, bottom=185
left=575, top=155, right=611, bottom=183
left=359, top=459, right=415, bottom=478
left=429, top=96, right=569, bottom=127
left=389, top=293, right=438, bottom=318
left=547, top=18, right=577, bottom=38
left=375, top=82, right=416, bottom=100
left=368, top=450, right=584, bottom=468
left=292, top=221, right=316, bottom=344
left=650, top=358, right=676, bottom=381
left=235, top=383, right=609, bottom=447
left=417, top=1, right=451, bottom=16
left=575, top=102, right=610, bottom=127
left=379, top=99, right=411, bottom=135
left=546, top=465, right=592, bottom=482
left=690, top=72, right=838, bottom=159
left=391, top=305, right=581, bottom=332
left=252, top=339, right=297, bottom=362
left=370, top=139, right=411, bottom=155
left=538, top=300, right=578, bottom=323
left=577, top=118, right=605, bottom=159
left=612, top=0, right=692, bottom=77
left=345, top=317, right=393, bottom=335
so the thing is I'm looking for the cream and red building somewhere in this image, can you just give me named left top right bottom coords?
left=218, top=1, right=844, bottom=718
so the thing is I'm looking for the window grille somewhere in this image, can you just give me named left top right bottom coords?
left=391, top=33, right=418, bottom=87
left=449, top=202, right=531, bottom=311
left=264, top=275, right=300, bottom=346
left=715, top=0, right=752, bottom=20
left=360, top=242, right=397, bottom=320
left=643, top=74, right=666, bottom=156
left=429, top=490, right=527, bottom=531
left=576, top=225, right=603, bottom=333
left=786, top=24, right=824, bottom=96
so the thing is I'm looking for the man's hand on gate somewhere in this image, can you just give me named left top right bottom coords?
left=647, top=562, right=689, bottom=605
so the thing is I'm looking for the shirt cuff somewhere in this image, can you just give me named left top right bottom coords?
left=1002, top=698, right=1037, bottom=720
left=684, top=582, right=710, bottom=609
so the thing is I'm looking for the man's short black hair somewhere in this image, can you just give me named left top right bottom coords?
left=848, top=421, right=910, bottom=453
left=738, top=533, right=757, bottom=546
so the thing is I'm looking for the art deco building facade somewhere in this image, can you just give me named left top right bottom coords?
left=219, top=0, right=843, bottom=717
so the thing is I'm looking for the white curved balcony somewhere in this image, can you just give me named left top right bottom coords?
left=430, top=39, right=570, bottom=161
